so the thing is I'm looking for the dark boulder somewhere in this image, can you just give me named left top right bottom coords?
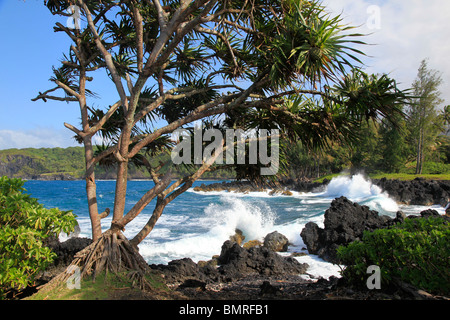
left=149, top=258, right=220, bottom=284
left=46, top=236, right=92, bottom=267
left=420, top=209, right=441, bottom=218
left=217, top=240, right=308, bottom=282
left=38, top=236, right=92, bottom=281
left=373, top=178, right=450, bottom=206
left=300, top=197, right=395, bottom=264
left=263, top=231, right=289, bottom=252
left=300, top=196, right=450, bottom=264
left=150, top=240, right=309, bottom=285
left=300, top=222, right=322, bottom=254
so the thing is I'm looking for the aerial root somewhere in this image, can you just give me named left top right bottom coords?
left=40, top=229, right=152, bottom=292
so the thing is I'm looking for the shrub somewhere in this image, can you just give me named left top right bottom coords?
left=337, top=217, right=450, bottom=295
left=0, top=176, right=77, bottom=299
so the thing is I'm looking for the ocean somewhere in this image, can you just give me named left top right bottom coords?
left=23, top=174, right=445, bottom=280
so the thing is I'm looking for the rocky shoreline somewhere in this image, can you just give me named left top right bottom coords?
left=149, top=196, right=449, bottom=300
left=24, top=177, right=450, bottom=300
left=30, top=197, right=449, bottom=300
left=193, top=177, right=450, bottom=206
left=300, top=196, right=450, bottom=264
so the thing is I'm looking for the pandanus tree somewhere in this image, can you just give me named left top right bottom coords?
left=33, top=0, right=409, bottom=285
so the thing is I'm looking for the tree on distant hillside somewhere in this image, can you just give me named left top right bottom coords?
left=379, top=110, right=408, bottom=173
left=406, top=59, right=444, bottom=174
left=442, top=105, right=450, bottom=134
left=33, top=0, right=409, bottom=285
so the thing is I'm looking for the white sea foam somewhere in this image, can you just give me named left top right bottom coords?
left=323, top=174, right=399, bottom=214
left=73, top=174, right=435, bottom=279
left=139, top=196, right=278, bottom=264
left=296, top=255, right=342, bottom=280
left=399, top=204, right=446, bottom=216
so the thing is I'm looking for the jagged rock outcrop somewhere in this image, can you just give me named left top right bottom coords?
left=194, top=177, right=450, bottom=207
left=150, top=239, right=309, bottom=286
left=300, top=197, right=399, bottom=264
left=374, top=177, right=450, bottom=206
left=300, top=196, right=450, bottom=264
left=193, top=179, right=327, bottom=194
left=217, top=240, right=308, bottom=281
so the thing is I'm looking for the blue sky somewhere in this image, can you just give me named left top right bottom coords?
left=0, top=0, right=81, bottom=148
left=0, top=0, right=449, bottom=150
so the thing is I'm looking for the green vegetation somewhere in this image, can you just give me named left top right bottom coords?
left=0, top=177, right=77, bottom=299
left=285, top=59, right=449, bottom=181
left=285, top=112, right=450, bottom=180
left=407, top=59, right=444, bottom=174
left=337, top=217, right=450, bottom=295
left=0, top=147, right=235, bottom=180
left=0, top=147, right=85, bottom=178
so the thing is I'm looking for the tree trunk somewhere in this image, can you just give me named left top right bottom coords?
left=316, top=154, right=320, bottom=179
left=130, top=198, right=166, bottom=247
left=112, top=160, right=128, bottom=223
left=416, top=127, right=424, bottom=175
left=76, top=57, right=102, bottom=241
left=420, top=128, right=425, bottom=174
left=86, top=177, right=102, bottom=241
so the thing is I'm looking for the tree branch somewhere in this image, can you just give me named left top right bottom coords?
left=151, top=0, right=168, bottom=30
left=78, top=0, right=129, bottom=112
left=132, top=84, right=239, bottom=125
left=87, top=100, right=122, bottom=136
left=99, top=208, right=111, bottom=219
left=53, top=22, right=78, bottom=42
left=31, top=86, right=79, bottom=102
left=54, top=80, right=81, bottom=100
left=143, top=0, right=215, bottom=76
left=195, top=25, right=239, bottom=72
left=113, top=171, right=172, bottom=229
left=64, top=122, right=85, bottom=137
left=128, top=94, right=235, bottom=158
left=130, top=136, right=225, bottom=245
left=131, top=1, right=144, bottom=73
left=128, top=74, right=268, bottom=158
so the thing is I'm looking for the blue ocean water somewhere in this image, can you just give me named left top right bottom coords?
left=23, top=175, right=445, bottom=279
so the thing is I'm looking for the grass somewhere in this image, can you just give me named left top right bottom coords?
left=25, top=271, right=175, bottom=300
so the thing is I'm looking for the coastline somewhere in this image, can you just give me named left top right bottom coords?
left=19, top=175, right=450, bottom=300
left=20, top=174, right=450, bottom=209
left=32, top=196, right=449, bottom=301
left=192, top=176, right=450, bottom=207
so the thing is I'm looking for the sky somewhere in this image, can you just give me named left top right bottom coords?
left=0, top=0, right=449, bottom=150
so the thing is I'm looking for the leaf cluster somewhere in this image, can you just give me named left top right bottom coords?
left=39, top=0, right=412, bottom=177
left=337, top=217, right=450, bottom=295
left=253, top=0, right=365, bottom=89
left=32, top=0, right=417, bottom=244
left=0, top=177, right=78, bottom=298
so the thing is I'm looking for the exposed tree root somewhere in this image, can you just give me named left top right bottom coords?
left=39, top=229, right=155, bottom=294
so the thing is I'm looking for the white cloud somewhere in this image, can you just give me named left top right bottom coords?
left=0, top=128, right=79, bottom=150
left=322, top=0, right=450, bottom=106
